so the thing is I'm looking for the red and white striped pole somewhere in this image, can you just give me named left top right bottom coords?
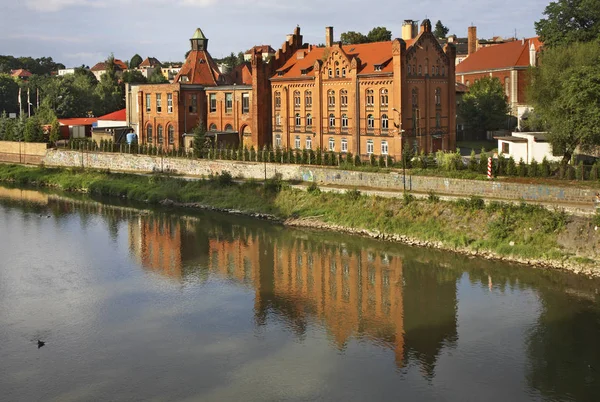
left=487, top=157, right=493, bottom=179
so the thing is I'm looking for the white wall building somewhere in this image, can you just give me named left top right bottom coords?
left=496, top=132, right=561, bottom=164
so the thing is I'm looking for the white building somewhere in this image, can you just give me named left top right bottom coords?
left=496, top=132, right=561, bottom=164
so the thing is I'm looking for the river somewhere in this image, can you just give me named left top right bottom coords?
left=0, top=185, right=599, bottom=401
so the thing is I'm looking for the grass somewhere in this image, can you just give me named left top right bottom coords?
left=0, top=164, right=596, bottom=268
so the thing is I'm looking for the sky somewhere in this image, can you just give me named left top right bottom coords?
left=0, top=0, right=550, bottom=68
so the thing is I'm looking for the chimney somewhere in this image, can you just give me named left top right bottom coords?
left=402, top=20, right=417, bottom=40
left=468, top=26, right=477, bottom=55
left=325, top=27, right=334, bottom=48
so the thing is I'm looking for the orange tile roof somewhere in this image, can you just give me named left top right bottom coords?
left=11, top=69, right=32, bottom=78
left=114, top=59, right=128, bottom=70
left=58, top=118, right=98, bottom=126
left=139, top=57, right=162, bottom=68
left=456, top=37, right=542, bottom=73
left=98, top=108, right=126, bottom=121
left=175, top=49, right=222, bottom=85
left=245, top=45, right=275, bottom=55
left=272, top=39, right=416, bottom=79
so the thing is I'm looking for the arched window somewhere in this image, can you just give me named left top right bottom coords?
left=341, top=68, right=346, bottom=77
left=367, top=114, right=374, bottom=129
left=328, top=69, right=332, bottom=78
left=441, top=66, right=445, bottom=76
left=306, top=136, right=312, bottom=150
left=275, top=134, right=281, bottom=148
left=381, top=114, right=388, bottom=130
left=435, top=87, right=441, bottom=106
left=146, top=124, right=153, bottom=143
left=436, top=112, right=441, bottom=128
left=418, top=65, right=422, bottom=75
left=157, top=125, right=163, bottom=143
left=329, top=137, right=335, bottom=151
left=274, top=92, right=281, bottom=108
left=425, top=58, right=429, bottom=75
left=465, top=80, right=470, bottom=87
left=306, top=114, right=313, bottom=127
left=275, top=114, right=281, bottom=126
left=341, top=114, right=348, bottom=130
left=329, top=113, right=335, bottom=128
left=504, top=77, right=510, bottom=98
left=412, top=88, right=418, bottom=107
left=335, top=68, right=340, bottom=77
left=380, top=89, right=388, bottom=107
left=341, top=138, right=348, bottom=153
left=209, top=123, right=217, bottom=131
left=340, top=89, right=348, bottom=108
left=294, top=91, right=301, bottom=108
left=407, top=65, right=411, bottom=75
left=224, top=124, right=233, bottom=132
left=328, top=90, right=335, bottom=107
left=168, top=125, right=174, bottom=144
left=305, top=91, right=312, bottom=107
left=295, top=113, right=301, bottom=127
left=366, top=89, right=374, bottom=106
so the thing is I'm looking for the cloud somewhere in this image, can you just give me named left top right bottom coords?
left=8, top=33, right=90, bottom=43
left=25, top=0, right=106, bottom=12
left=63, top=52, right=104, bottom=61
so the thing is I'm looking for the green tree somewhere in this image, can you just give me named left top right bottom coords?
left=0, top=111, right=7, bottom=140
left=129, top=54, right=143, bottom=69
left=192, top=121, right=210, bottom=156
left=366, top=27, right=392, bottom=42
left=24, top=116, right=44, bottom=142
left=458, top=77, right=510, bottom=139
left=93, top=54, right=125, bottom=115
left=340, top=31, right=368, bottom=45
left=527, top=41, right=600, bottom=163
left=148, top=67, right=168, bottom=84
left=0, top=73, right=19, bottom=114
left=535, top=0, right=600, bottom=48
left=122, top=69, right=148, bottom=84
left=49, top=118, right=60, bottom=144
left=434, top=20, right=450, bottom=38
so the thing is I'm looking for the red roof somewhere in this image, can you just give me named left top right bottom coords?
left=98, top=108, right=126, bottom=121
left=91, top=59, right=128, bottom=72
left=114, top=59, right=128, bottom=70
left=175, top=49, right=222, bottom=85
left=245, top=45, right=275, bottom=55
left=58, top=118, right=98, bottom=126
left=11, top=69, right=32, bottom=78
left=272, top=39, right=416, bottom=79
left=139, top=57, right=162, bottom=68
left=456, top=37, right=542, bottom=73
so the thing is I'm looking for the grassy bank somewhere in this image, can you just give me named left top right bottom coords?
left=0, top=164, right=598, bottom=270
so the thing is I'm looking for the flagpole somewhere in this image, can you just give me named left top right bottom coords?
left=27, top=88, right=31, bottom=117
left=18, top=87, right=22, bottom=116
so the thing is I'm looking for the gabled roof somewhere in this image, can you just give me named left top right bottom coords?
left=58, top=117, right=98, bottom=126
left=139, top=57, right=162, bottom=68
left=11, top=69, right=32, bottom=78
left=456, top=37, right=542, bottom=73
left=90, top=61, right=125, bottom=72
left=174, top=49, right=222, bottom=85
left=245, top=45, right=275, bottom=55
left=114, top=59, right=128, bottom=70
left=272, top=39, right=416, bottom=79
left=98, top=108, right=126, bottom=121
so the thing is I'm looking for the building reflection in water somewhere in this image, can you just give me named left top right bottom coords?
left=128, top=212, right=460, bottom=374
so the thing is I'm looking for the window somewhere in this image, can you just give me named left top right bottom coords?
left=342, top=68, right=346, bottom=77
left=367, top=140, right=374, bottom=154
left=418, top=65, right=422, bottom=75
left=504, top=77, right=510, bottom=98
left=412, top=88, right=418, bottom=107
left=367, top=114, right=374, bottom=129
left=145, top=94, right=151, bottom=112
left=408, top=65, right=411, bottom=75
left=306, top=113, right=312, bottom=127
left=381, top=141, right=388, bottom=155
left=328, top=90, right=335, bottom=108
left=329, top=137, right=335, bottom=151
left=465, top=80, right=470, bottom=87
left=442, top=66, right=445, bottom=76
left=242, top=93, right=250, bottom=114
left=329, top=113, right=335, bottom=128
left=335, top=68, right=340, bottom=77
left=275, top=134, right=281, bottom=148
left=275, top=91, right=281, bottom=108
left=381, top=114, right=388, bottom=131
left=436, top=112, right=441, bottom=128
left=157, top=125, right=163, bottom=143
left=168, top=125, right=174, bottom=144
left=224, top=124, right=233, bottom=132
left=341, top=114, right=348, bottom=130
left=380, top=89, right=388, bottom=107
left=306, top=136, right=312, bottom=150
left=295, top=135, right=301, bottom=149
left=191, top=94, right=198, bottom=113
left=502, top=142, right=509, bottom=154
left=275, top=113, right=281, bottom=126
left=328, top=69, right=332, bottom=78
left=435, top=88, right=441, bottom=106
left=167, top=93, right=173, bottom=113
left=225, top=93, right=233, bottom=113
left=294, top=91, right=301, bottom=108
left=209, top=123, right=217, bottom=131
left=146, top=124, right=153, bottom=143
left=366, top=89, right=374, bottom=106
left=295, top=113, right=301, bottom=127
left=340, top=89, right=348, bottom=108
left=156, top=94, right=162, bottom=112
left=341, top=138, right=348, bottom=153
left=305, top=91, right=312, bottom=108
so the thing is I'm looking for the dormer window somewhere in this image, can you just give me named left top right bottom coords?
left=179, top=75, right=189, bottom=83
left=374, top=64, right=382, bottom=72
left=277, top=71, right=284, bottom=76
left=328, top=69, right=332, bottom=78
left=342, top=68, right=346, bottom=77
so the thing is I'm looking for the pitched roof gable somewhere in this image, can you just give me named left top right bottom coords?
left=139, top=57, right=162, bottom=68
left=456, top=37, right=542, bottom=73
left=98, top=108, right=126, bottom=121
left=174, top=49, right=222, bottom=85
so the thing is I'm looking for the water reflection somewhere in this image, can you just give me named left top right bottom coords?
left=1, top=185, right=599, bottom=401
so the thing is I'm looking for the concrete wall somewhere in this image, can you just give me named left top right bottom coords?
left=43, top=150, right=597, bottom=205
left=0, top=141, right=48, bottom=164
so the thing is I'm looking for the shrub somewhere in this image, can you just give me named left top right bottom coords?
left=378, top=155, right=386, bottom=168
left=488, top=210, right=515, bottom=240
left=529, top=158, right=539, bottom=177
left=565, top=165, right=575, bottom=180
left=307, top=181, right=321, bottom=194
left=517, top=158, right=527, bottom=177
left=369, top=154, right=376, bottom=166
left=576, top=161, right=585, bottom=180
left=354, top=155, right=361, bottom=166
left=540, top=157, right=550, bottom=178
left=479, top=150, right=489, bottom=174
left=590, top=163, right=599, bottom=181
left=216, top=171, right=233, bottom=186
left=346, top=152, right=353, bottom=165
left=402, top=191, right=415, bottom=205
left=506, top=157, right=516, bottom=176
left=468, top=149, right=478, bottom=171
left=456, top=195, right=485, bottom=210
left=345, top=188, right=362, bottom=200
left=427, top=190, right=440, bottom=202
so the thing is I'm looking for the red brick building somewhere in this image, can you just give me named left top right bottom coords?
left=270, top=20, right=456, bottom=160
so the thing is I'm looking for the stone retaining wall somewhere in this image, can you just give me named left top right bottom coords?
left=0, top=141, right=48, bottom=165
left=43, top=150, right=598, bottom=205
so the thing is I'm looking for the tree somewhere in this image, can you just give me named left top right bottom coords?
left=340, top=31, right=368, bottom=45
left=535, top=0, right=600, bottom=47
left=192, top=121, right=210, bottom=156
left=366, top=27, right=392, bottom=42
left=147, top=67, right=168, bottom=84
left=93, top=54, right=125, bottom=115
left=528, top=41, right=600, bottom=163
left=122, top=69, right=147, bottom=84
left=434, top=20, right=450, bottom=38
left=458, top=77, right=510, bottom=139
left=24, top=116, right=44, bottom=142
left=0, top=73, right=19, bottom=114
left=130, top=54, right=143, bottom=69
left=49, top=118, right=61, bottom=144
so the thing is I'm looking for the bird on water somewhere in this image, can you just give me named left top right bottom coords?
left=37, top=340, right=45, bottom=349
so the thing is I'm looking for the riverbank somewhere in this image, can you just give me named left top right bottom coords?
left=1, top=164, right=599, bottom=277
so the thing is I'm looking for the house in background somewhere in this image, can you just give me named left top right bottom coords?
left=161, top=64, right=182, bottom=83
left=58, top=117, right=98, bottom=140
left=11, top=69, right=32, bottom=80
left=90, top=59, right=128, bottom=80
left=244, top=45, right=276, bottom=62
left=91, top=109, right=130, bottom=144
left=137, top=57, right=162, bottom=78
left=495, top=132, right=561, bottom=164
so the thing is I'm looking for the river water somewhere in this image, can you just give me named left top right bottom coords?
left=0, top=185, right=599, bottom=402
